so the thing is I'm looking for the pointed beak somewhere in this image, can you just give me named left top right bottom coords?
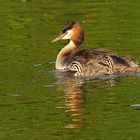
left=51, top=33, right=65, bottom=43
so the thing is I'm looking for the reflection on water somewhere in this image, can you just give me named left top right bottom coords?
left=55, top=71, right=116, bottom=128
left=55, top=72, right=85, bottom=128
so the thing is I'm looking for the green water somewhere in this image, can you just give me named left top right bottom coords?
left=0, top=0, right=140, bottom=140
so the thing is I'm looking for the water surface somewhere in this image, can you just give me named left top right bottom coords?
left=0, top=0, right=140, bottom=139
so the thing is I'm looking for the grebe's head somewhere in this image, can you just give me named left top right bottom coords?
left=52, top=21, right=84, bottom=46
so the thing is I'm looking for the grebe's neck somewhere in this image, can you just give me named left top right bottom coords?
left=55, top=40, right=77, bottom=70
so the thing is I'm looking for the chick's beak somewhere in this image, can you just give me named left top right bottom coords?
left=51, top=33, right=65, bottom=43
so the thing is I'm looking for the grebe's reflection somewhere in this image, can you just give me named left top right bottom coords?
left=55, top=71, right=116, bottom=128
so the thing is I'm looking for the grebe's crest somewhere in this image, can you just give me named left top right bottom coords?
left=61, top=21, right=76, bottom=33
left=59, top=21, right=76, bottom=40
left=52, top=21, right=84, bottom=45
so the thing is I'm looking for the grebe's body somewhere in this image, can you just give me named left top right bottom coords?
left=52, top=21, right=139, bottom=77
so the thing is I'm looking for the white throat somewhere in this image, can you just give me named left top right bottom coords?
left=55, top=40, right=76, bottom=70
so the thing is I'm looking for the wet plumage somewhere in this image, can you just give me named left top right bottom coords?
left=52, top=21, right=139, bottom=77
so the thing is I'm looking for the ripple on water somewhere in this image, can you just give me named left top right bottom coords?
left=7, top=93, right=22, bottom=97
left=33, top=64, right=43, bottom=67
left=130, top=104, right=140, bottom=107
left=42, top=84, right=55, bottom=88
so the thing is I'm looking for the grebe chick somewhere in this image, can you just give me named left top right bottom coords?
left=52, top=21, right=139, bottom=77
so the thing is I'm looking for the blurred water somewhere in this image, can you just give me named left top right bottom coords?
left=0, top=0, right=140, bottom=140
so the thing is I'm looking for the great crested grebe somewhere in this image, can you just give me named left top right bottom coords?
left=52, top=21, right=140, bottom=77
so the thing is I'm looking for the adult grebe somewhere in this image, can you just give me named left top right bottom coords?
left=52, top=21, right=139, bottom=77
